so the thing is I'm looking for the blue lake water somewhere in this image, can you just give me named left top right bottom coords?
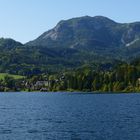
left=0, top=92, right=140, bottom=140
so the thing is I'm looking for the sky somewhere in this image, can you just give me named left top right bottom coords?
left=0, top=0, right=140, bottom=43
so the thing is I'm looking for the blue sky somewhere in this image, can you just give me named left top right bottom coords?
left=0, top=0, right=139, bottom=43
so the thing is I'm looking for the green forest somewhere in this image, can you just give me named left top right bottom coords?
left=1, top=59, right=140, bottom=93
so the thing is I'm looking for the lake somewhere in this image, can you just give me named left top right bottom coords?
left=0, top=92, right=140, bottom=140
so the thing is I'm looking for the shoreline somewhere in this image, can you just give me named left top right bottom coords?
left=0, top=91, right=139, bottom=94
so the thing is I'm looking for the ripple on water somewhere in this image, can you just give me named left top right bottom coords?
left=0, top=93, right=139, bottom=140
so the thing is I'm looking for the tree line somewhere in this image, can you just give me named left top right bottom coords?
left=0, top=63, right=140, bottom=92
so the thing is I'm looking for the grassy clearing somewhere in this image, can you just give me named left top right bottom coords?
left=0, top=73, right=24, bottom=80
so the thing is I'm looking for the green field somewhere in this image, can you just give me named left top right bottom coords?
left=0, top=73, right=24, bottom=80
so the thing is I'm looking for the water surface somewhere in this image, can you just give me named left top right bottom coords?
left=0, top=92, right=139, bottom=140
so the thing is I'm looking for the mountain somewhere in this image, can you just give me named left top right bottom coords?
left=0, top=37, right=118, bottom=75
left=0, top=38, right=84, bottom=75
left=1, top=16, right=140, bottom=75
left=27, top=16, right=140, bottom=50
left=0, top=38, right=23, bottom=49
